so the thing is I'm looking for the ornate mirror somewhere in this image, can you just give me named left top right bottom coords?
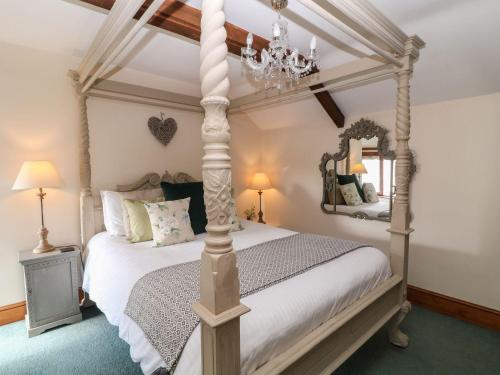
left=319, top=118, right=415, bottom=222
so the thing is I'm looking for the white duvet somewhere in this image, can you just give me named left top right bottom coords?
left=82, top=221, right=391, bottom=375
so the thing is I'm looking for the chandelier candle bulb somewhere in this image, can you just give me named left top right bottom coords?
left=310, top=36, right=317, bottom=51
left=247, top=33, right=253, bottom=47
left=273, top=23, right=281, bottom=38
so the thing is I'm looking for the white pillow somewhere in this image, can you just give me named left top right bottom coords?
left=100, top=188, right=163, bottom=236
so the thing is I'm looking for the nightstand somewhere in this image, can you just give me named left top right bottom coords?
left=18, top=246, right=82, bottom=337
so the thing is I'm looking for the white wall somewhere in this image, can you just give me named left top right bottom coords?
left=87, top=98, right=204, bottom=190
left=258, top=92, right=500, bottom=310
left=0, top=42, right=81, bottom=306
left=229, top=112, right=263, bottom=217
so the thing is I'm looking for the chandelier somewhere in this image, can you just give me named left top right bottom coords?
left=241, top=0, right=320, bottom=90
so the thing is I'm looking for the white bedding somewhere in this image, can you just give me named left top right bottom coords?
left=326, top=196, right=391, bottom=218
left=83, top=221, right=391, bottom=375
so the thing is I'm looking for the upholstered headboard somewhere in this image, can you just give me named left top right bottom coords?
left=81, top=170, right=197, bottom=249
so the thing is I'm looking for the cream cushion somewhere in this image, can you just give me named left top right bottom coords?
left=122, top=199, right=154, bottom=243
left=144, top=198, right=195, bottom=247
left=363, top=183, right=380, bottom=203
left=339, top=183, right=363, bottom=206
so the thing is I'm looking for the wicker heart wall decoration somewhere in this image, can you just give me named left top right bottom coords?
left=148, top=112, right=178, bottom=146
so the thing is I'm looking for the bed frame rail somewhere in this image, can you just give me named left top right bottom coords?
left=253, top=276, right=404, bottom=375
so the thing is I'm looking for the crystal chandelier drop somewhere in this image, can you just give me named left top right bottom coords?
left=241, top=0, right=320, bottom=90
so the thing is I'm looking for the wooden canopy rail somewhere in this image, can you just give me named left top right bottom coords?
left=71, top=0, right=425, bottom=374
left=87, top=79, right=203, bottom=112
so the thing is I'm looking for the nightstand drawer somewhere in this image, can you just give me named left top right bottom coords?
left=27, top=258, right=79, bottom=325
left=19, top=247, right=82, bottom=337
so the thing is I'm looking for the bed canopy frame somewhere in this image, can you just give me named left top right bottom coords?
left=70, top=0, right=424, bottom=374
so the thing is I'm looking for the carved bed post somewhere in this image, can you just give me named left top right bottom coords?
left=69, top=70, right=95, bottom=308
left=192, top=1, right=250, bottom=374
left=69, top=71, right=94, bottom=251
left=387, top=37, right=423, bottom=348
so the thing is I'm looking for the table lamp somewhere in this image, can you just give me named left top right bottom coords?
left=249, top=172, right=272, bottom=224
left=12, top=161, right=63, bottom=253
left=351, top=162, right=368, bottom=182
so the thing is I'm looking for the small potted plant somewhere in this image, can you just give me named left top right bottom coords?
left=244, top=204, right=257, bottom=221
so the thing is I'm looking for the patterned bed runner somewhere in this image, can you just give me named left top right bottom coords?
left=125, top=233, right=365, bottom=374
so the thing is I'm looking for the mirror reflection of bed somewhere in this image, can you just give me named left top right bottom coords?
left=320, top=119, right=407, bottom=222
left=326, top=137, right=393, bottom=221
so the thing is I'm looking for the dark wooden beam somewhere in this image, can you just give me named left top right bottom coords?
left=80, top=0, right=269, bottom=55
left=79, top=0, right=345, bottom=127
left=310, top=83, right=345, bottom=128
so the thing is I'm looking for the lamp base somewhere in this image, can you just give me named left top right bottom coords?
left=258, top=211, right=266, bottom=224
left=33, top=226, right=55, bottom=254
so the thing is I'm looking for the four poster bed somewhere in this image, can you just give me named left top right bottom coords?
left=71, top=0, right=425, bottom=374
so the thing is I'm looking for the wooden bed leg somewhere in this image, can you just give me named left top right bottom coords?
left=80, top=291, right=95, bottom=309
left=388, top=300, right=411, bottom=348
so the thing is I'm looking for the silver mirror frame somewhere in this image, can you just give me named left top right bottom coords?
left=319, top=118, right=416, bottom=222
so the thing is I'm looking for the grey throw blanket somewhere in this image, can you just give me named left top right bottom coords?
left=125, top=233, right=364, bottom=374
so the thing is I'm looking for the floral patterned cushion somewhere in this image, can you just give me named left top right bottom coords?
left=144, top=198, right=195, bottom=247
left=339, top=183, right=363, bottom=206
left=363, top=183, right=380, bottom=203
left=228, top=197, right=243, bottom=232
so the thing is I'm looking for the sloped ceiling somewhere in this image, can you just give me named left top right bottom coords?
left=0, top=0, right=499, bottom=117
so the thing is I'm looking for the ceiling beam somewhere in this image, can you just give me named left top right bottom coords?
left=79, top=0, right=270, bottom=56
left=78, top=0, right=345, bottom=127
left=295, top=0, right=403, bottom=67
left=88, top=79, right=202, bottom=112
left=229, top=57, right=393, bottom=113
left=82, top=0, right=168, bottom=93
left=311, top=84, right=345, bottom=127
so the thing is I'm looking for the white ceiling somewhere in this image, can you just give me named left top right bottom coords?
left=0, top=0, right=499, bottom=116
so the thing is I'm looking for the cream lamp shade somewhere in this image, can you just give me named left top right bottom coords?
left=249, top=172, right=272, bottom=191
left=351, top=162, right=368, bottom=175
left=12, top=161, right=62, bottom=190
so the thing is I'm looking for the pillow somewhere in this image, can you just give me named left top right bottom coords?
left=337, top=174, right=366, bottom=202
left=228, top=197, right=243, bottom=232
left=100, top=188, right=163, bottom=236
left=161, top=182, right=207, bottom=235
left=144, top=198, right=195, bottom=247
left=122, top=199, right=154, bottom=243
left=327, top=170, right=346, bottom=205
left=363, top=183, right=379, bottom=203
left=122, top=196, right=163, bottom=238
left=339, top=183, right=363, bottom=206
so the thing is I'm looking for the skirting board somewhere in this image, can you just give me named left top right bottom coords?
left=0, top=301, right=26, bottom=326
left=407, top=285, right=500, bottom=332
left=2, top=287, right=498, bottom=332
left=0, top=289, right=85, bottom=327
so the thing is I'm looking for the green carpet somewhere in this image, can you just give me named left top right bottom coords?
left=0, top=305, right=498, bottom=375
